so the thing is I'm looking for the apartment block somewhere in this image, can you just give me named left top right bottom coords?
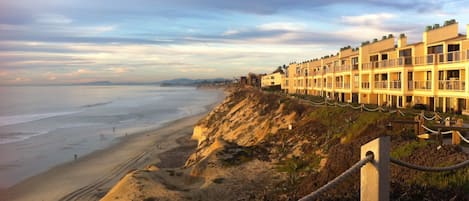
left=281, top=21, right=469, bottom=114
left=261, top=70, right=284, bottom=89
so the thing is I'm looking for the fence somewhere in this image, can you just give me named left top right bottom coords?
left=298, top=137, right=469, bottom=201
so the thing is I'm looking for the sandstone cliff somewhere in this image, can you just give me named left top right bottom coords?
left=102, top=87, right=469, bottom=201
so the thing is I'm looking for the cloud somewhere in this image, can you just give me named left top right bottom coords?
left=341, top=13, right=396, bottom=26
left=35, top=14, right=73, bottom=24
left=257, top=22, right=306, bottom=31
left=107, top=67, right=132, bottom=73
left=223, top=29, right=242, bottom=36
left=177, top=67, right=216, bottom=73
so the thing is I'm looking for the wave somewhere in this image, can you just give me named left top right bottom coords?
left=0, top=111, right=81, bottom=127
left=81, top=101, right=112, bottom=108
left=0, top=131, right=48, bottom=145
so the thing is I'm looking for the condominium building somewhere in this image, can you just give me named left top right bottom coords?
left=281, top=20, right=469, bottom=114
left=261, top=70, right=284, bottom=90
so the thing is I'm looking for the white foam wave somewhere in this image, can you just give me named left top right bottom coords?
left=0, top=111, right=81, bottom=127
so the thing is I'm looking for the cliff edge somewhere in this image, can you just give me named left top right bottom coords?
left=101, top=88, right=469, bottom=201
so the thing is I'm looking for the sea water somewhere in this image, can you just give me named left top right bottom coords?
left=0, top=85, right=221, bottom=188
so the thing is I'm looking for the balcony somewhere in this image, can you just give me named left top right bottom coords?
left=397, top=57, right=413, bottom=66
left=414, top=80, right=432, bottom=90
left=361, top=82, right=370, bottom=89
left=408, top=81, right=414, bottom=90
left=344, top=83, right=351, bottom=89
left=334, top=65, right=351, bottom=73
left=374, top=81, right=388, bottom=89
left=335, top=82, right=343, bottom=88
left=378, top=59, right=396, bottom=69
left=390, top=81, right=401, bottom=90
left=362, top=63, right=372, bottom=71
left=326, top=83, right=332, bottom=88
left=353, top=82, right=359, bottom=89
left=438, top=80, right=465, bottom=91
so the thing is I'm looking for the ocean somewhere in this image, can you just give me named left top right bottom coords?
left=0, top=85, right=221, bottom=188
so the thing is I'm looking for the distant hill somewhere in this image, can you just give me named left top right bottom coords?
left=69, top=78, right=230, bottom=86
left=159, top=78, right=230, bottom=86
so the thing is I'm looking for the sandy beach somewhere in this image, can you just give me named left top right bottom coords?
left=1, top=90, right=224, bottom=201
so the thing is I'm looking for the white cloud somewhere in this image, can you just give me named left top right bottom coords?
left=223, top=29, right=241, bottom=36
left=341, top=13, right=396, bottom=26
left=257, top=22, right=306, bottom=31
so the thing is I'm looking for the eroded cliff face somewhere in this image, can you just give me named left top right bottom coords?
left=185, top=88, right=298, bottom=168
left=102, top=88, right=469, bottom=201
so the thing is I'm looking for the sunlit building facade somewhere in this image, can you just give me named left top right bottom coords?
left=282, top=21, right=469, bottom=115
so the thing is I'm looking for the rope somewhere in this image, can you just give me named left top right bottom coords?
left=311, top=101, right=325, bottom=105
left=391, top=157, right=469, bottom=172
left=457, top=131, right=469, bottom=143
left=421, top=125, right=453, bottom=135
left=362, top=105, right=380, bottom=112
left=350, top=105, right=362, bottom=110
left=422, top=115, right=436, bottom=121
left=421, top=125, right=438, bottom=134
left=298, top=153, right=374, bottom=201
left=398, top=110, right=406, bottom=116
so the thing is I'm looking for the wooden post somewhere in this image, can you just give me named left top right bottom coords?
left=414, top=116, right=420, bottom=136
left=437, top=128, right=443, bottom=146
left=361, top=136, right=390, bottom=201
left=452, top=131, right=461, bottom=145
left=453, top=119, right=463, bottom=145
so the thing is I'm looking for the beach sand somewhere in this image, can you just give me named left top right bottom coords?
left=1, top=90, right=225, bottom=201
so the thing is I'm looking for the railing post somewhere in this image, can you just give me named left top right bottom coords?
left=361, top=136, right=390, bottom=201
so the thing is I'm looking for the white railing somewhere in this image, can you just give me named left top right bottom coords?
left=414, top=80, right=432, bottom=90
left=438, top=80, right=465, bottom=91
left=361, top=82, right=370, bottom=89
left=374, top=81, right=388, bottom=89
left=390, top=81, right=401, bottom=90
left=408, top=81, right=414, bottom=90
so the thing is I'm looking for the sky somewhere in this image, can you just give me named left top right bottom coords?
left=0, top=0, right=468, bottom=85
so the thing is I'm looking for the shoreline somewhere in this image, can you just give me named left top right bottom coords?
left=2, top=88, right=225, bottom=201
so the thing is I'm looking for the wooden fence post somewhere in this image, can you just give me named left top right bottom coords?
left=361, top=136, right=390, bottom=201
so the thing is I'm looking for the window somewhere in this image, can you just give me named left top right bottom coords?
left=352, top=57, right=359, bottom=70
left=399, top=48, right=412, bottom=65
left=447, top=70, right=459, bottom=79
left=381, top=54, right=388, bottom=60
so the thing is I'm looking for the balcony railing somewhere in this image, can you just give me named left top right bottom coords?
left=390, top=81, right=401, bottom=90
left=353, top=81, right=360, bottom=89
left=361, top=82, right=370, bottom=89
left=344, top=83, right=351, bottom=89
left=438, top=80, right=465, bottom=91
left=374, top=81, right=388, bottom=89
left=327, top=83, right=332, bottom=88
left=362, top=63, right=372, bottom=71
left=335, top=82, right=343, bottom=88
left=408, top=81, right=414, bottom=90
left=414, top=80, right=432, bottom=90
left=397, top=57, right=413, bottom=66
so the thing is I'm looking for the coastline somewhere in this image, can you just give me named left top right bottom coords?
left=2, top=88, right=225, bottom=201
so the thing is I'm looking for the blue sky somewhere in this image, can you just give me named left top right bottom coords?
left=0, top=0, right=468, bottom=84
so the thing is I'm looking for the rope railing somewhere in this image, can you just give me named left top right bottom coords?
left=421, top=124, right=454, bottom=135
left=298, top=153, right=374, bottom=201
left=391, top=157, right=469, bottom=172
left=457, top=131, right=469, bottom=143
